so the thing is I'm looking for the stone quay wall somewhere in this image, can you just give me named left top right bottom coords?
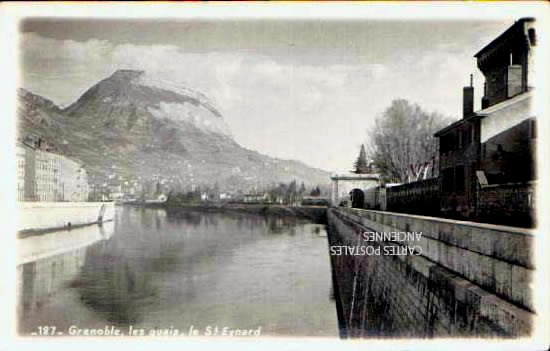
left=327, top=207, right=534, bottom=338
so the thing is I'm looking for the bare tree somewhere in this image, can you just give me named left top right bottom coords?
left=366, top=99, right=453, bottom=183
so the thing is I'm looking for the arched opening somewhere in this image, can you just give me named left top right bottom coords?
left=350, top=188, right=365, bottom=209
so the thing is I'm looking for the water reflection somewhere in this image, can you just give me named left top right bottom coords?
left=18, top=208, right=337, bottom=337
left=17, top=221, right=115, bottom=322
left=76, top=241, right=156, bottom=325
left=19, top=247, right=87, bottom=319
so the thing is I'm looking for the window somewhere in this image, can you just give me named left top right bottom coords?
left=462, top=126, right=471, bottom=148
left=456, top=165, right=465, bottom=194
left=442, top=168, right=455, bottom=193
left=441, top=133, right=457, bottom=153
left=510, top=50, right=521, bottom=65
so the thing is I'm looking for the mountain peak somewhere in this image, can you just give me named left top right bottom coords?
left=109, top=69, right=145, bottom=81
left=102, top=70, right=222, bottom=118
left=63, top=69, right=231, bottom=136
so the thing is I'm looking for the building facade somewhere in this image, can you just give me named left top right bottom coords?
left=16, top=139, right=89, bottom=202
left=16, top=145, right=27, bottom=201
left=243, top=193, right=269, bottom=204
left=58, top=156, right=89, bottom=202
left=35, top=148, right=61, bottom=202
left=17, top=143, right=38, bottom=201
left=435, top=18, right=536, bottom=226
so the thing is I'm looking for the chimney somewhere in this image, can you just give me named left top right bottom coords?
left=463, top=74, right=474, bottom=118
left=507, top=64, right=522, bottom=98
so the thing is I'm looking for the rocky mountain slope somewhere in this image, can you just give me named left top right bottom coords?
left=17, top=70, right=330, bottom=192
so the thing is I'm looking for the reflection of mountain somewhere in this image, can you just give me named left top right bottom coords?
left=75, top=242, right=156, bottom=326
left=18, top=70, right=330, bottom=190
left=17, top=209, right=311, bottom=326
left=65, top=208, right=315, bottom=326
left=18, top=208, right=336, bottom=335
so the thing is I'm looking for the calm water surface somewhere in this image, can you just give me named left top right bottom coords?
left=18, top=207, right=338, bottom=337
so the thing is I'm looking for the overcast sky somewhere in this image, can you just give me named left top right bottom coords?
left=20, top=19, right=513, bottom=172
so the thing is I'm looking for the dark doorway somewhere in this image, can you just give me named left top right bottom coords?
left=350, top=189, right=365, bottom=209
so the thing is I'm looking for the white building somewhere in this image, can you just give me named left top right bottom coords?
left=35, top=149, right=61, bottom=202
left=58, top=156, right=89, bottom=202
left=16, top=145, right=26, bottom=201
left=16, top=141, right=89, bottom=202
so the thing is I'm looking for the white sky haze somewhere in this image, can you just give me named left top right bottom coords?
left=20, top=19, right=513, bottom=172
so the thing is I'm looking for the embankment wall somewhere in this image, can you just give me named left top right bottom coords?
left=327, top=207, right=534, bottom=338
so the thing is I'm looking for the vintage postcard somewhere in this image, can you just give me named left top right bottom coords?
left=1, top=2, right=549, bottom=351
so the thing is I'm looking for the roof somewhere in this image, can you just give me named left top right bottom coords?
left=434, top=90, right=533, bottom=137
left=474, top=17, right=535, bottom=58
left=433, top=118, right=471, bottom=137
left=17, top=141, right=36, bottom=150
left=330, top=173, right=380, bottom=181
left=475, top=90, right=533, bottom=117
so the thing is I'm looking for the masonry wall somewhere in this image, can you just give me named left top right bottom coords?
left=478, top=182, right=535, bottom=228
left=386, top=178, right=439, bottom=217
left=327, top=207, right=534, bottom=338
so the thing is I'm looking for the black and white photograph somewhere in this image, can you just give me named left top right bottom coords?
left=1, top=2, right=549, bottom=350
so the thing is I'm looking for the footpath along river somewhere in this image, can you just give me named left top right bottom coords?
left=17, top=206, right=338, bottom=337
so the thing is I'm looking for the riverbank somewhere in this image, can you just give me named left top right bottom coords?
left=130, top=202, right=328, bottom=224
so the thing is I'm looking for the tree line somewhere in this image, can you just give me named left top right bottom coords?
left=167, top=180, right=326, bottom=205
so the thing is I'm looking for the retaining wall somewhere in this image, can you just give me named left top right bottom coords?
left=327, top=207, right=534, bottom=338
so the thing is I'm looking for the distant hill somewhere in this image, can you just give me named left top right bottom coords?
left=17, top=70, right=330, bottom=191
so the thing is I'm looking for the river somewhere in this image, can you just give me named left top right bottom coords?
left=17, top=206, right=339, bottom=338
